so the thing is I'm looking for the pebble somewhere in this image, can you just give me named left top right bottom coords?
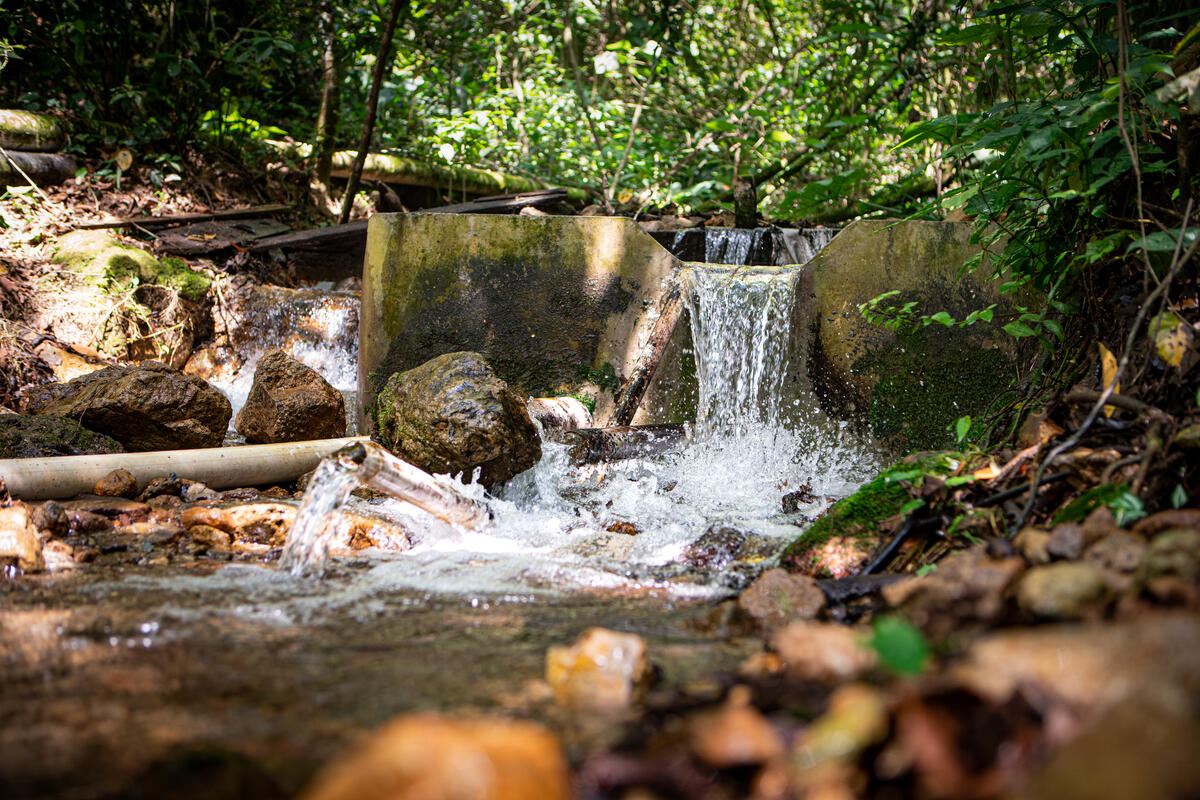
left=189, top=524, right=233, bottom=551
left=93, top=468, right=138, bottom=498
left=689, top=685, right=782, bottom=768
left=1133, top=509, right=1200, bottom=538
left=770, top=621, right=877, bottom=681
left=296, top=713, right=570, bottom=800
left=1014, top=527, right=1052, bottom=564
left=1138, top=528, right=1200, bottom=583
left=1017, top=562, right=1110, bottom=620
left=1084, top=531, right=1146, bottom=573
left=545, top=627, right=650, bottom=712
left=1046, top=523, right=1085, bottom=560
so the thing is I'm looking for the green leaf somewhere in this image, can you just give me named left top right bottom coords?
left=869, top=616, right=929, bottom=676
left=1172, top=485, right=1188, bottom=510
left=954, top=415, right=972, bottom=444
left=928, top=310, right=955, bottom=327
left=1109, top=490, right=1146, bottom=526
left=1127, top=227, right=1199, bottom=254
left=898, top=498, right=926, bottom=516
left=767, top=130, right=793, bottom=143
left=1003, top=320, right=1038, bottom=338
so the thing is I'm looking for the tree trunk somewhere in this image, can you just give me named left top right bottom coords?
left=0, top=151, right=75, bottom=188
left=610, top=282, right=685, bottom=426
left=338, top=0, right=408, bottom=225
left=313, top=6, right=341, bottom=190
left=0, top=110, right=65, bottom=152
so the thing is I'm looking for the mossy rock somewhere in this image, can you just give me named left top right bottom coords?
left=0, top=414, right=124, bottom=459
left=780, top=452, right=958, bottom=576
left=51, top=230, right=210, bottom=302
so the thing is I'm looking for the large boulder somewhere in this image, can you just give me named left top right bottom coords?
left=235, top=350, right=346, bottom=443
left=0, top=413, right=124, bottom=458
left=24, top=361, right=231, bottom=451
left=375, top=352, right=541, bottom=487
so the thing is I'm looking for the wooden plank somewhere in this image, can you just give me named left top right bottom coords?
left=249, top=220, right=369, bottom=253
left=76, top=203, right=291, bottom=231
left=610, top=281, right=685, bottom=426
left=156, top=219, right=293, bottom=256
left=422, top=188, right=569, bottom=215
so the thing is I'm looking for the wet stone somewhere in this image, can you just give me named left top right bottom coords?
left=375, top=351, right=541, bottom=488
left=234, top=349, right=346, bottom=443
left=93, top=468, right=138, bottom=498
left=31, top=500, right=68, bottom=538
left=66, top=508, right=111, bottom=534
left=0, top=413, right=124, bottom=458
left=0, top=502, right=45, bottom=571
left=61, top=497, right=150, bottom=521
left=296, top=713, right=570, bottom=800
left=883, top=546, right=1025, bottom=637
left=23, top=361, right=231, bottom=451
left=681, top=525, right=746, bottom=572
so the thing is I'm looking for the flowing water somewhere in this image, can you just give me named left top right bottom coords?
left=280, top=263, right=880, bottom=599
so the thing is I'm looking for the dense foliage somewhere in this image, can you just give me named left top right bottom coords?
left=3, top=2, right=1198, bottom=439
left=12, top=0, right=1189, bottom=221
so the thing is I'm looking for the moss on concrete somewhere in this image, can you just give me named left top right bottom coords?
left=780, top=452, right=958, bottom=574
left=855, top=327, right=1013, bottom=451
left=361, top=215, right=679, bottom=424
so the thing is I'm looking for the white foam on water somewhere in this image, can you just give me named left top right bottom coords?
left=101, top=259, right=881, bottom=623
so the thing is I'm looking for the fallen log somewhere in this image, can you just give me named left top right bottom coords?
left=423, top=188, right=570, bottom=215
left=0, top=110, right=65, bottom=152
left=610, top=281, right=685, bottom=426
left=78, top=203, right=291, bottom=231
left=267, top=140, right=589, bottom=203
left=527, top=397, right=593, bottom=435
left=0, top=150, right=75, bottom=188
left=563, top=423, right=693, bottom=464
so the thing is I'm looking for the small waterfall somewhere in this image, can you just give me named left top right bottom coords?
left=683, top=268, right=798, bottom=434
left=704, top=228, right=770, bottom=265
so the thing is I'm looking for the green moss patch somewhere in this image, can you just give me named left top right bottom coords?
left=51, top=230, right=210, bottom=302
left=781, top=452, right=958, bottom=574
left=854, top=327, right=1013, bottom=451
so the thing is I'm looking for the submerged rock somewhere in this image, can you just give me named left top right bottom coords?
left=0, top=413, right=124, bottom=459
left=24, top=361, right=231, bottom=451
left=235, top=349, right=346, bottom=443
left=296, top=713, right=570, bottom=800
left=545, top=627, right=650, bottom=712
left=376, top=351, right=541, bottom=487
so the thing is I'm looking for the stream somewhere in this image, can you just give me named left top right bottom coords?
left=0, top=229, right=883, bottom=798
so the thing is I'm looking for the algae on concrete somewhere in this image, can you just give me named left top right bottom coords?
left=806, top=219, right=1026, bottom=451
left=360, top=214, right=682, bottom=428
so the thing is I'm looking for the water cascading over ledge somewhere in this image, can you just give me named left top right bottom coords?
left=359, top=214, right=1021, bottom=451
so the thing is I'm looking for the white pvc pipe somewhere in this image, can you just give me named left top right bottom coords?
left=0, top=437, right=369, bottom=500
